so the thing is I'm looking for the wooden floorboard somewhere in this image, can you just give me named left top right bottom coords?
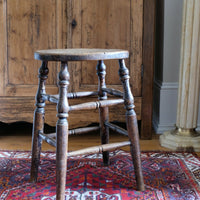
left=0, top=122, right=175, bottom=152
left=0, top=122, right=199, bottom=156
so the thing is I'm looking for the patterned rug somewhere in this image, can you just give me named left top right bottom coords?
left=0, top=150, right=200, bottom=200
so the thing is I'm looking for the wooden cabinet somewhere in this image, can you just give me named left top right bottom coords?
left=0, top=0, right=155, bottom=139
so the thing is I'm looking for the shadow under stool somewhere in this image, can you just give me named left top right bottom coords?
left=30, top=48, right=145, bottom=200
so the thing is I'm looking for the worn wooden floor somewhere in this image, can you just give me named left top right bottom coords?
left=0, top=122, right=171, bottom=152
left=0, top=122, right=199, bottom=156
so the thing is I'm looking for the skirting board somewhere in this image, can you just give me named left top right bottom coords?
left=153, top=80, right=200, bottom=134
left=153, top=118, right=176, bottom=133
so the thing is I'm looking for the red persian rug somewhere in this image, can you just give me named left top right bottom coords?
left=0, top=150, right=200, bottom=200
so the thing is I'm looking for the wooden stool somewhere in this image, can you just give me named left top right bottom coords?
left=30, top=49, right=145, bottom=200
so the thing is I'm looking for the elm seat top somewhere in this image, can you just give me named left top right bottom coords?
left=34, top=48, right=129, bottom=61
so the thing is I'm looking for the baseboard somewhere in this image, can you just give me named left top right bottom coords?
left=153, top=80, right=200, bottom=134
left=153, top=79, right=178, bottom=90
left=153, top=119, right=176, bottom=134
left=153, top=80, right=178, bottom=134
left=154, top=122, right=200, bottom=134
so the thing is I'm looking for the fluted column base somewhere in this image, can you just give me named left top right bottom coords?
left=160, top=129, right=200, bottom=152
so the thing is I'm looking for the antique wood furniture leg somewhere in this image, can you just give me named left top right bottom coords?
left=30, top=61, right=49, bottom=182
left=56, top=62, right=70, bottom=200
left=118, top=59, right=145, bottom=191
left=96, top=60, right=110, bottom=166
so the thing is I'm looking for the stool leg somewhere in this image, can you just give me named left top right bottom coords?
left=96, top=60, right=109, bottom=166
left=30, top=61, right=49, bottom=182
left=56, top=62, right=70, bottom=200
left=118, top=59, right=145, bottom=191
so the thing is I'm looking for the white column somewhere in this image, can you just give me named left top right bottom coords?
left=160, top=0, right=200, bottom=151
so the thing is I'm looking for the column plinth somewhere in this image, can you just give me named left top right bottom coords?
left=160, top=0, right=200, bottom=151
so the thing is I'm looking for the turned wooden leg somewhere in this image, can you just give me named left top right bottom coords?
left=118, top=59, right=145, bottom=191
left=31, top=61, right=49, bottom=182
left=30, top=109, right=44, bottom=182
left=56, top=62, right=69, bottom=200
left=96, top=60, right=109, bottom=166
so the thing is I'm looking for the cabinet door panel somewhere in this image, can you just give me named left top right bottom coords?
left=0, top=0, right=65, bottom=96
left=68, top=0, right=143, bottom=96
left=81, top=0, right=130, bottom=86
left=7, top=0, right=57, bottom=85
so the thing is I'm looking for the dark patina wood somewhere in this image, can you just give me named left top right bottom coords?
left=141, top=0, right=156, bottom=139
left=31, top=49, right=144, bottom=200
left=34, top=49, right=129, bottom=61
left=118, top=59, right=145, bottom=191
left=56, top=62, right=70, bottom=200
left=101, top=88, right=123, bottom=97
left=68, top=141, right=131, bottom=157
left=45, top=91, right=98, bottom=103
left=69, top=99, right=124, bottom=111
left=39, top=126, right=100, bottom=147
left=97, top=60, right=109, bottom=166
left=105, top=122, right=128, bottom=136
left=30, top=61, right=49, bottom=182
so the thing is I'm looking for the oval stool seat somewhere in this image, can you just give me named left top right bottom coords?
left=34, top=48, right=129, bottom=61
